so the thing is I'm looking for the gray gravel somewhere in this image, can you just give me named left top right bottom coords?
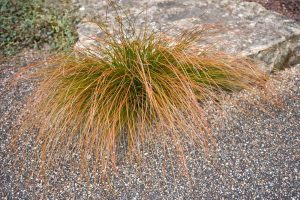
left=0, top=49, right=299, bottom=199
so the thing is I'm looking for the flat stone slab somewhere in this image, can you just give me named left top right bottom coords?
left=76, top=0, right=300, bottom=72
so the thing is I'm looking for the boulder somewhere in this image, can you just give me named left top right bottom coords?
left=75, top=0, right=300, bottom=72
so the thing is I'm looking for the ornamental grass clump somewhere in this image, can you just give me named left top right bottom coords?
left=18, top=7, right=268, bottom=177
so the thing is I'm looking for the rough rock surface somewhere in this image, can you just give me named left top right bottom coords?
left=75, top=0, right=300, bottom=72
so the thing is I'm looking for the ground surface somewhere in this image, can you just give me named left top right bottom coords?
left=0, top=50, right=299, bottom=199
left=245, top=0, right=300, bottom=21
left=1, top=0, right=300, bottom=199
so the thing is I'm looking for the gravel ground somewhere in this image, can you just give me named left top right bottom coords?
left=0, top=49, right=299, bottom=199
left=245, top=0, right=300, bottom=21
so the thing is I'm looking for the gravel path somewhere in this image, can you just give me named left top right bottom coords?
left=0, top=50, right=299, bottom=199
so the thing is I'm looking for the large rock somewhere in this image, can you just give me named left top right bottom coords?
left=75, top=0, right=300, bottom=72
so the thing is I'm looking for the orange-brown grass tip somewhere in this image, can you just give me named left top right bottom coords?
left=17, top=7, right=268, bottom=180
